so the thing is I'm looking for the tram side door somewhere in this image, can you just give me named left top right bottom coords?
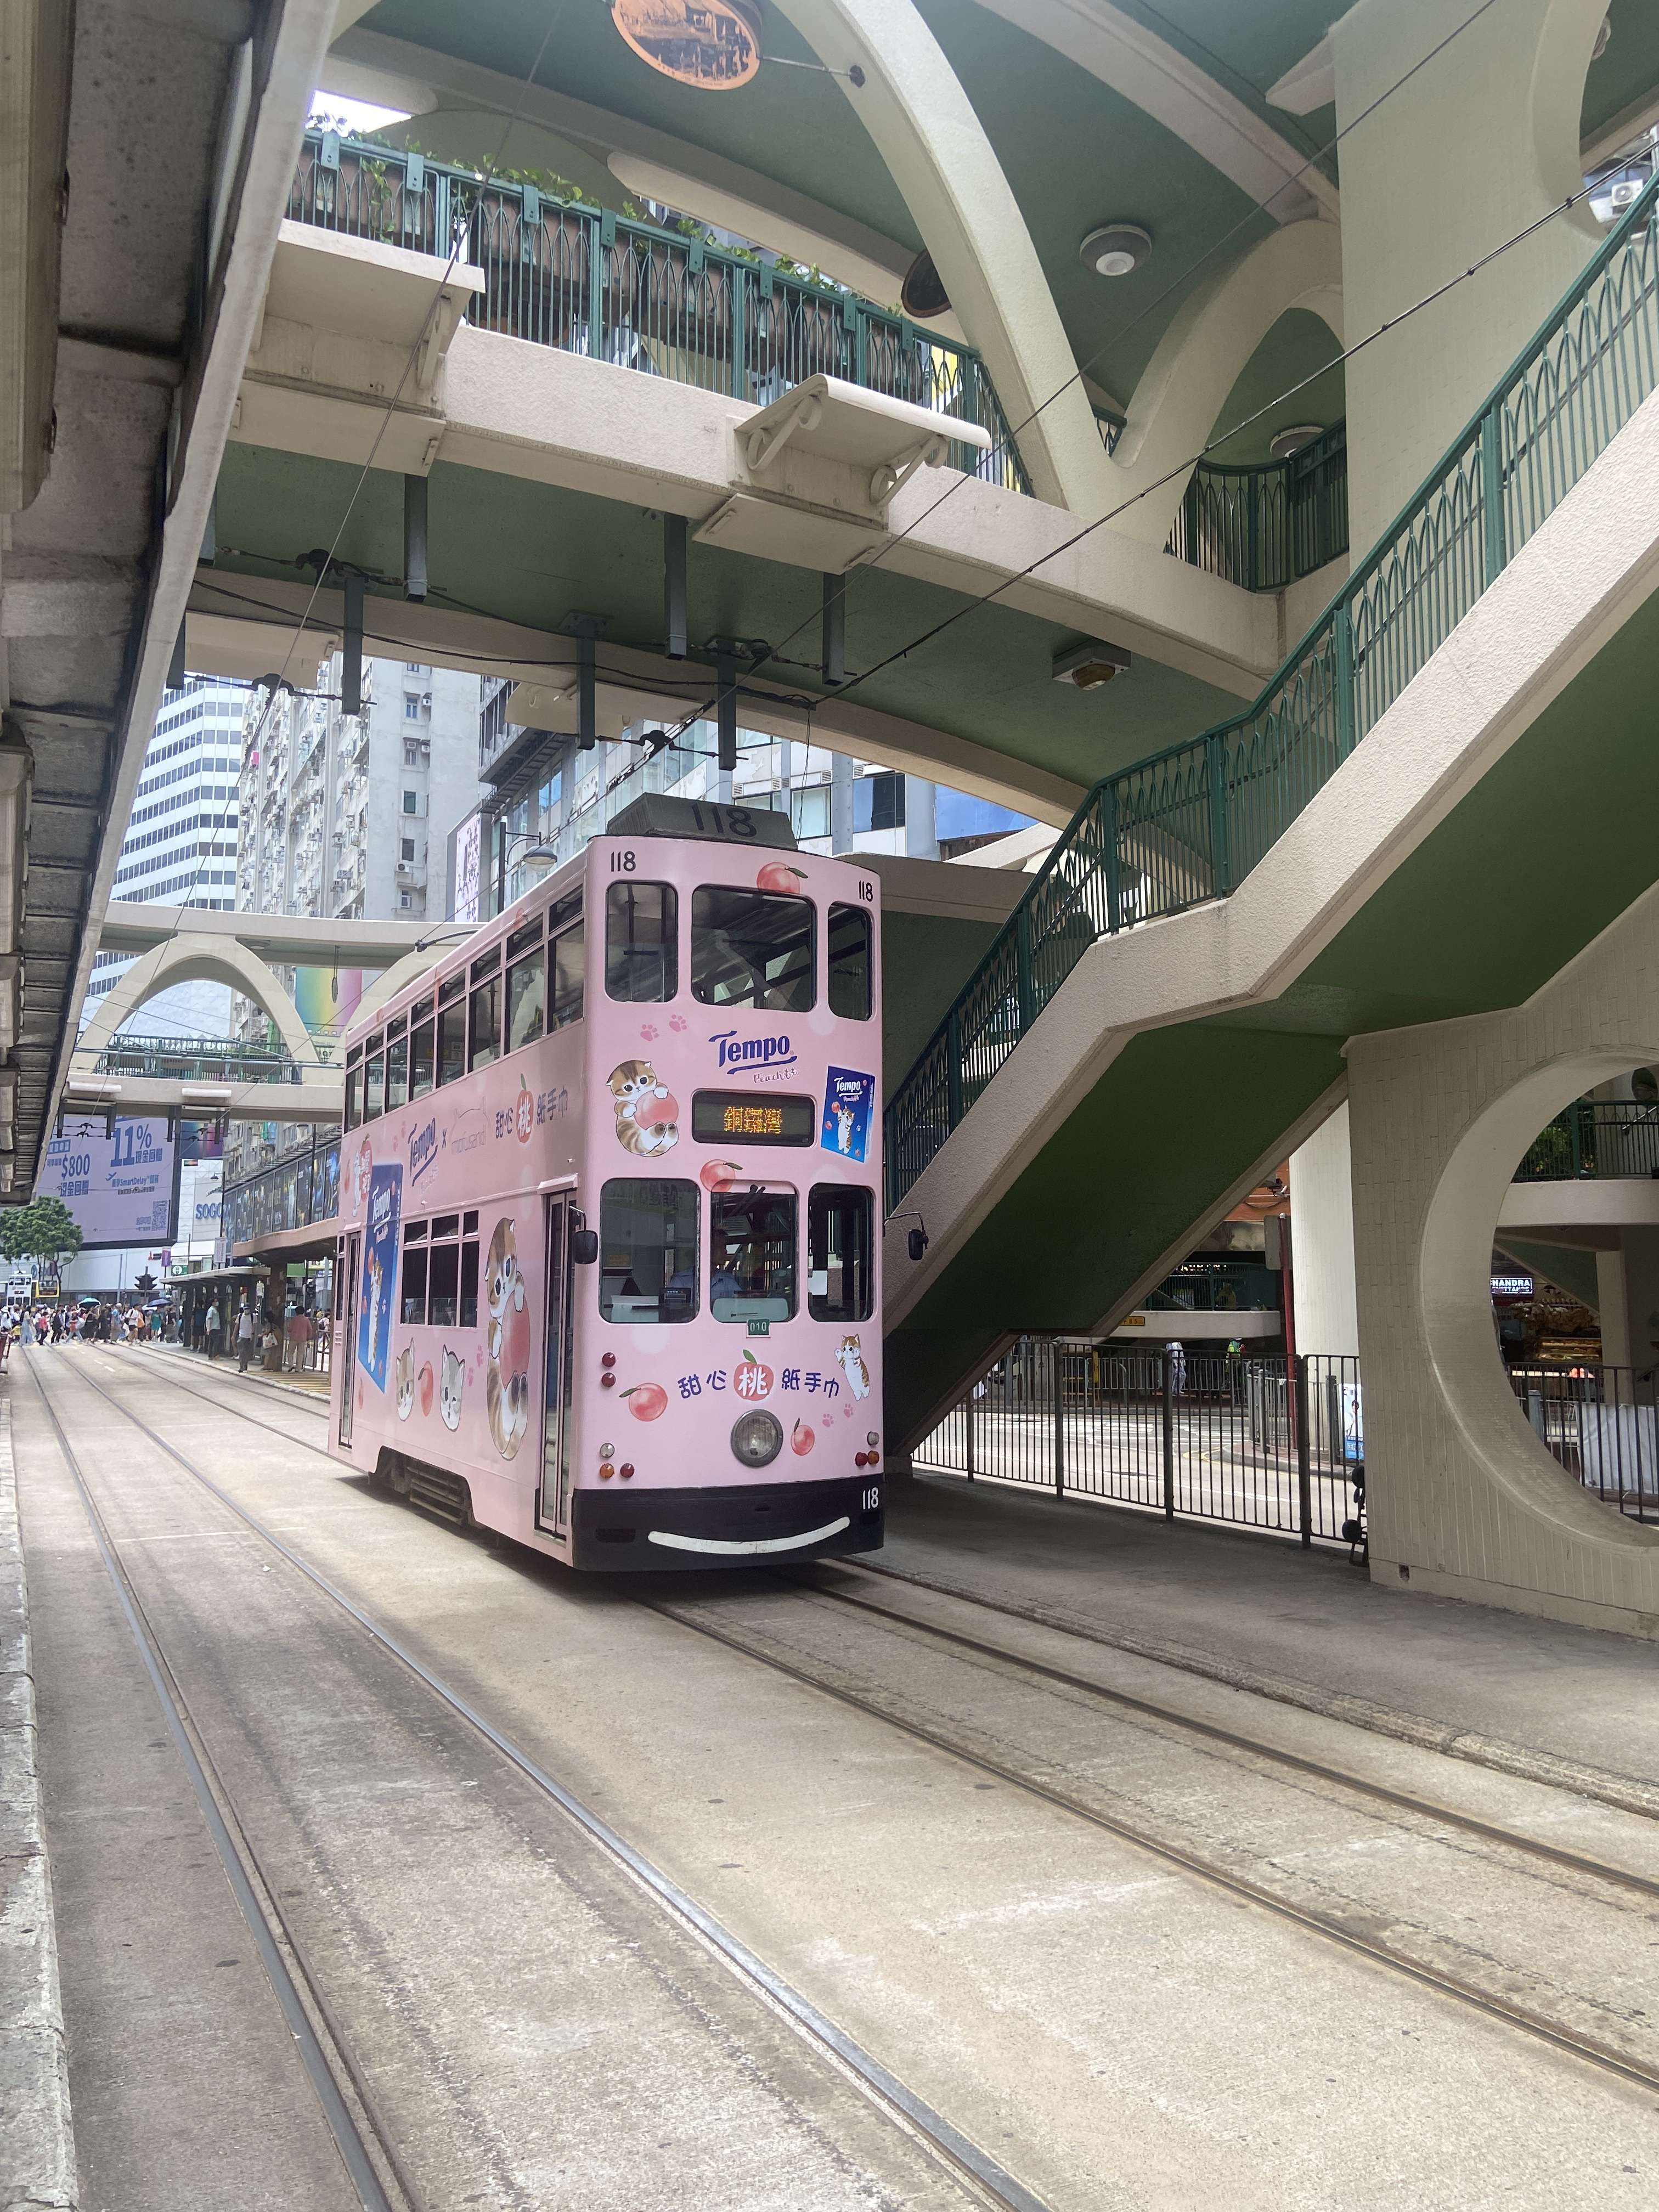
left=537, top=1198, right=577, bottom=1534
left=338, top=1233, right=360, bottom=1446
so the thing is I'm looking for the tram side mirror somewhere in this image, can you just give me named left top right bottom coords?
left=571, top=1229, right=599, bottom=1267
left=906, top=1227, right=928, bottom=1262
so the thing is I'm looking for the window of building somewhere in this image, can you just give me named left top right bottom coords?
left=403, top=697, right=422, bottom=720
left=710, top=1188, right=798, bottom=1322
left=401, top=837, right=416, bottom=862
left=402, top=789, right=419, bottom=814
left=599, top=1179, right=698, bottom=1324
left=606, top=882, right=676, bottom=1003
left=808, top=1186, right=873, bottom=1322
left=854, top=771, right=905, bottom=833
left=691, top=887, right=814, bottom=1012
left=789, top=783, right=831, bottom=842
left=827, top=904, right=873, bottom=1020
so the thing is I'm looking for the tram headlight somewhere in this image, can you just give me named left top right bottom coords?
left=730, top=1409, right=783, bottom=1469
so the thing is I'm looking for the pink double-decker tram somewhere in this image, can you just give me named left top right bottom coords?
left=328, top=796, right=885, bottom=1569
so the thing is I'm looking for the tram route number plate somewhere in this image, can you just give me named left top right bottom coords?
left=747, top=1319, right=770, bottom=1336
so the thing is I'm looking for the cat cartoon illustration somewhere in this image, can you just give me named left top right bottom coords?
left=394, top=1344, right=414, bottom=1420
left=836, top=1334, right=871, bottom=1401
left=438, top=1346, right=465, bottom=1431
left=607, top=1060, right=679, bottom=1156
left=484, top=1219, right=531, bottom=1459
left=831, top=1101, right=856, bottom=1154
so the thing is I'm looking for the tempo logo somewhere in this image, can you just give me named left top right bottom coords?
left=709, top=1030, right=797, bottom=1071
left=409, top=1118, right=439, bottom=1184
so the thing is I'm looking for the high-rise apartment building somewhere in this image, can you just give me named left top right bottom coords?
left=83, top=673, right=248, bottom=1037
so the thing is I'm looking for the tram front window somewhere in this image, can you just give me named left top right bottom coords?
left=692, top=888, right=814, bottom=1011
left=599, top=1179, right=698, bottom=1324
left=607, top=883, right=677, bottom=1003
left=710, top=1189, right=797, bottom=1322
left=808, top=1185, right=873, bottom=1322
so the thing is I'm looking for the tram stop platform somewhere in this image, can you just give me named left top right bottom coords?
left=882, top=1471, right=1659, bottom=1812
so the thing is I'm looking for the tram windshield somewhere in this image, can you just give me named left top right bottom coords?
left=691, top=888, right=814, bottom=1011
left=710, top=1188, right=797, bottom=1321
left=600, top=1179, right=698, bottom=1324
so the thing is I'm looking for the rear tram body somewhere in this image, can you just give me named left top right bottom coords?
left=328, top=806, right=885, bottom=1568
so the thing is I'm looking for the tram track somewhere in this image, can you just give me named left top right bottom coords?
left=69, top=1346, right=1659, bottom=2104
left=27, top=1350, right=1056, bottom=2212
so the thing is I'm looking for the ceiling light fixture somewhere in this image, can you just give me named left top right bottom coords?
left=1080, top=223, right=1151, bottom=279
left=1052, top=639, right=1131, bottom=690
left=611, top=0, right=763, bottom=90
left=1268, top=424, right=1324, bottom=461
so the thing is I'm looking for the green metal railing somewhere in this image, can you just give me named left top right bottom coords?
left=1515, top=1100, right=1659, bottom=1180
left=1097, top=410, right=1350, bottom=592
left=287, top=132, right=1027, bottom=492
left=94, top=1034, right=302, bottom=1085
left=888, top=172, right=1659, bottom=1209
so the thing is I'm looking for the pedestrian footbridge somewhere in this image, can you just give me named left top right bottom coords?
left=879, top=182, right=1659, bottom=1448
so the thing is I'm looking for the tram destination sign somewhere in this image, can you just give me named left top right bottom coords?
left=692, top=1091, right=815, bottom=1144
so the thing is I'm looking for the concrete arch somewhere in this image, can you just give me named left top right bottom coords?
left=771, top=0, right=1113, bottom=517
left=1533, top=0, right=1618, bottom=247
left=1106, top=220, right=1345, bottom=548
left=352, top=943, right=448, bottom=1031
left=73, top=933, right=325, bottom=1074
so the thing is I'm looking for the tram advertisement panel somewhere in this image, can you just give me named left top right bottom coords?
left=38, top=1114, right=179, bottom=1249
left=358, top=1164, right=402, bottom=1392
left=821, top=1068, right=876, bottom=1163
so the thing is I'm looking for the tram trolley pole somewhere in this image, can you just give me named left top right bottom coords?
left=1293, top=1355, right=1313, bottom=1548
left=1052, top=1340, right=1065, bottom=1498
left=1161, top=1351, right=1175, bottom=1521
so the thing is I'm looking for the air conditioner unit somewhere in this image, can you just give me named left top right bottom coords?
left=1611, top=178, right=1643, bottom=212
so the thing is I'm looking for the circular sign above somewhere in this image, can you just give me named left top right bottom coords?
left=611, top=0, right=763, bottom=90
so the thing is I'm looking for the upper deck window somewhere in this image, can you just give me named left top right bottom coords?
left=437, top=972, right=466, bottom=1086
left=343, top=1057, right=363, bottom=1132
left=469, top=947, right=501, bottom=1074
left=710, top=1188, right=797, bottom=1322
left=827, top=903, right=872, bottom=1020
left=409, top=995, right=435, bottom=1099
left=692, top=887, right=814, bottom=1012
left=385, top=1015, right=409, bottom=1113
left=606, top=883, right=676, bottom=1003
left=599, top=1178, right=698, bottom=1325
left=363, top=1035, right=385, bottom=1121
left=551, top=890, right=585, bottom=1030
left=506, top=916, right=545, bottom=1054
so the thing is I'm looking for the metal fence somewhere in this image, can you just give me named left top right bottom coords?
left=1509, top=1364, right=1659, bottom=1521
left=911, top=1342, right=1365, bottom=1548
left=887, top=171, right=1659, bottom=1206
left=222, top=1133, right=340, bottom=1248
left=1166, top=422, right=1349, bottom=592
left=1514, top=1099, right=1659, bottom=1180
left=93, top=1033, right=302, bottom=1085
left=286, top=132, right=1027, bottom=493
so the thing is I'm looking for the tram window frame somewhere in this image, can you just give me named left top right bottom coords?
left=506, top=914, right=546, bottom=1056
left=469, top=947, right=501, bottom=1074
left=807, top=1185, right=874, bottom=1322
left=709, top=1186, right=798, bottom=1323
left=409, top=995, right=436, bottom=1099
left=599, top=1178, right=699, bottom=1325
left=385, top=1015, right=410, bottom=1113
left=363, top=1036, right=386, bottom=1121
left=606, top=882, right=678, bottom=1004
left=691, top=886, right=815, bottom=1012
left=400, top=1220, right=428, bottom=1324
left=827, top=903, right=873, bottom=1021
left=551, top=912, right=585, bottom=1028
left=437, top=972, right=466, bottom=1086
left=343, top=1059, right=363, bottom=1131
left=416, top=1211, right=477, bottom=1329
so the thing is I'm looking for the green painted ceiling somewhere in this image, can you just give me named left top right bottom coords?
left=885, top=565, right=1659, bottom=1436
left=211, top=441, right=1242, bottom=797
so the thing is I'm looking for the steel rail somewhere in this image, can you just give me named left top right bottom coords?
left=38, top=1351, right=1054, bottom=2212
left=25, top=1359, right=415, bottom=2212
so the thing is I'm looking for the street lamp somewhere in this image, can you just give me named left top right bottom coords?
left=493, top=827, right=558, bottom=915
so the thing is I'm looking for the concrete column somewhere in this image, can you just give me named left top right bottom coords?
left=1288, top=1101, right=1359, bottom=1358
left=830, top=752, right=854, bottom=853
left=1599, top=1229, right=1659, bottom=1373
left=905, top=776, right=936, bottom=860
left=1331, top=0, right=1607, bottom=556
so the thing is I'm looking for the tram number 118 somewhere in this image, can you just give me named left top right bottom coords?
left=861, top=1483, right=881, bottom=1514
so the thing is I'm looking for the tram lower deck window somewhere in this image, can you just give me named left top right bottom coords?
left=808, top=1186, right=873, bottom=1322
left=710, top=1189, right=797, bottom=1322
left=692, top=887, right=814, bottom=1011
left=599, top=1179, right=698, bottom=1324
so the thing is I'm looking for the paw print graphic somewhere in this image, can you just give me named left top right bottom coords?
left=821, top=1413, right=834, bottom=1429
left=668, top=1014, right=688, bottom=1032
left=639, top=1023, right=659, bottom=1042
left=842, top=1403, right=855, bottom=1419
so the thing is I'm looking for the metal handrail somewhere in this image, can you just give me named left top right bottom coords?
left=286, top=131, right=1028, bottom=493
left=93, top=1033, right=302, bottom=1083
left=887, top=171, right=1659, bottom=1209
left=1514, top=1099, right=1659, bottom=1180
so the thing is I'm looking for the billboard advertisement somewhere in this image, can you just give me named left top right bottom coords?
left=177, top=1159, right=223, bottom=1255
left=450, top=808, right=483, bottom=926
left=38, top=1115, right=180, bottom=1250
left=292, top=966, right=367, bottom=1039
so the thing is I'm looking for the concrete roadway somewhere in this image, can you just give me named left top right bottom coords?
left=13, top=1344, right=1659, bottom=2211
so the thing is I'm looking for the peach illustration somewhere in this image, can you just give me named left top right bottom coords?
left=623, top=1382, right=668, bottom=1421
left=791, top=1419, right=815, bottom=1456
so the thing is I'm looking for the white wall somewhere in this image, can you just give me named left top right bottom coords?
left=1288, top=1102, right=1359, bottom=1358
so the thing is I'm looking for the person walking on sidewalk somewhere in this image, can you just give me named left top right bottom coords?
left=235, top=1301, right=256, bottom=1373
left=205, top=1296, right=222, bottom=1360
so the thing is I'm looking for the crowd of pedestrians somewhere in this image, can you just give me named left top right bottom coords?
left=0, top=1299, right=167, bottom=1357
left=0, top=1280, right=329, bottom=1380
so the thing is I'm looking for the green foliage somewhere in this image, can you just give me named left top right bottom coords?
left=0, top=1197, right=85, bottom=1268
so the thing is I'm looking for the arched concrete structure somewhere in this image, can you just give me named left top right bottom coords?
left=352, top=943, right=447, bottom=1030
left=1108, top=220, right=1345, bottom=547
left=72, top=933, right=326, bottom=1075
left=1348, top=880, right=1659, bottom=1641
left=772, top=0, right=1113, bottom=517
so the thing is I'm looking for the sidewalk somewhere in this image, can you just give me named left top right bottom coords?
left=0, top=1384, right=78, bottom=2210
left=136, top=1340, right=330, bottom=1402
left=884, top=1471, right=1659, bottom=1810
